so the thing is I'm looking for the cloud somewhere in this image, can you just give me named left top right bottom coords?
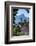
left=16, top=9, right=29, bottom=18
left=14, top=8, right=32, bottom=24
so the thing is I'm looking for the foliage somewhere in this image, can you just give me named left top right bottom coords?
left=13, top=26, right=21, bottom=36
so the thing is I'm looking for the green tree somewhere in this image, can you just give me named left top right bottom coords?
left=13, top=26, right=21, bottom=36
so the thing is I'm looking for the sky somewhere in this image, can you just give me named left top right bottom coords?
left=14, top=8, right=32, bottom=24
left=16, top=9, right=29, bottom=17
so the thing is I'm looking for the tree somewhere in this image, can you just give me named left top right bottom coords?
left=13, top=9, right=18, bottom=24
left=13, top=26, right=21, bottom=36
left=20, top=18, right=24, bottom=26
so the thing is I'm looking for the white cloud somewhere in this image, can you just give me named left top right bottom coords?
left=16, top=9, right=29, bottom=18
